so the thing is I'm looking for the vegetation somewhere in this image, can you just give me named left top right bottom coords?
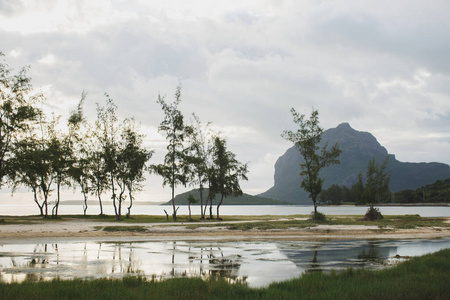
left=0, top=249, right=448, bottom=299
left=168, top=189, right=290, bottom=206
left=4, top=213, right=442, bottom=230
left=185, top=114, right=211, bottom=219
left=208, top=136, right=248, bottom=220
left=282, top=108, right=341, bottom=219
left=394, top=177, right=450, bottom=203
left=0, top=52, right=41, bottom=188
left=151, top=85, right=192, bottom=221
left=1, top=55, right=250, bottom=221
left=320, top=177, right=450, bottom=206
left=187, top=193, right=199, bottom=220
left=318, top=184, right=355, bottom=205
left=352, top=157, right=391, bottom=220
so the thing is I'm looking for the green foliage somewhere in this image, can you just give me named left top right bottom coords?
left=0, top=250, right=448, bottom=299
left=352, top=157, right=391, bottom=215
left=208, top=136, right=248, bottom=219
left=363, top=207, right=383, bottom=221
left=100, top=225, right=148, bottom=232
left=0, top=53, right=40, bottom=187
left=282, top=108, right=342, bottom=217
left=168, top=188, right=290, bottom=205
left=309, top=211, right=327, bottom=222
left=187, top=193, right=199, bottom=205
left=152, top=85, right=191, bottom=221
left=394, top=177, right=450, bottom=203
left=319, top=184, right=356, bottom=205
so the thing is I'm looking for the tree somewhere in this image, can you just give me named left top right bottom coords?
left=282, top=108, right=342, bottom=219
left=95, top=95, right=122, bottom=220
left=10, top=110, right=55, bottom=217
left=186, top=114, right=212, bottom=220
left=209, top=136, right=248, bottom=220
left=118, top=118, right=153, bottom=219
left=0, top=52, right=40, bottom=188
left=51, top=93, right=87, bottom=217
left=354, top=157, right=391, bottom=220
left=152, top=85, right=191, bottom=221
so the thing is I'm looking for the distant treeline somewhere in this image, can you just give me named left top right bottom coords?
left=319, top=177, right=450, bottom=205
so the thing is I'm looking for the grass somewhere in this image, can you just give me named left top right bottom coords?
left=96, top=225, right=149, bottom=233
left=0, top=249, right=448, bottom=299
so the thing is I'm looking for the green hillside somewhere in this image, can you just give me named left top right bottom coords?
left=394, top=178, right=450, bottom=203
left=163, top=189, right=291, bottom=205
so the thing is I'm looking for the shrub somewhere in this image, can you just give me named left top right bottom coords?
left=309, top=211, right=327, bottom=222
left=364, top=207, right=383, bottom=221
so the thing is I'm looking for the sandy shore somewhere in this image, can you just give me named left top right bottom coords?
left=1, top=218, right=449, bottom=243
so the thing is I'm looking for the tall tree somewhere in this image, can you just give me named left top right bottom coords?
left=10, top=110, right=55, bottom=217
left=210, top=136, right=248, bottom=220
left=0, top=52, right=40, bottom=188
left=118, top=118, right=153, bottom=219
left=51, top=93, right=87, bottom=217
left=282, top=108, right=342, bottom=219
left=67, top=93, right=92, bottom=215
left=152, top=85, right=191, bottom=221
left=95, top=95, right=122, bottom=220
left=186, top=114, right=211, bottom=220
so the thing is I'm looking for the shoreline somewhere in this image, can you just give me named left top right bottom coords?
left=1, top=217, right=449, bottom=243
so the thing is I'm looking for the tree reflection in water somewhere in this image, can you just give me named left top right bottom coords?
left=0, top=239, right=448, bottom=286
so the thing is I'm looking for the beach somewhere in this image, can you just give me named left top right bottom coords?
left=1, top=217, right=449, bottom=242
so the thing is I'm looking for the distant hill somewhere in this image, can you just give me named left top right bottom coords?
left=163, top=189, right=290, bottom=205
left=259, top=123, right=450, bottom=204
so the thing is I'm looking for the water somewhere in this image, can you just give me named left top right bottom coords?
left=1, top=204, right=449, bottom=217
left=0, top=238, right=448, bottom=287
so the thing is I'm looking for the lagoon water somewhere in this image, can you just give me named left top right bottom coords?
left=1, top=204, right=449, bottom=217
left=1, top=238, right=449, bottom=287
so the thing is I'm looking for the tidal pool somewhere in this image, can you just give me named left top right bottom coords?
left=1, top=238, right=449, bottom=287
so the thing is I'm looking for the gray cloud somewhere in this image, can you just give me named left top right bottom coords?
left=1, top=0, right=449, bottom=199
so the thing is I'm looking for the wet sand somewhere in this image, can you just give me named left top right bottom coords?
left=1, top=217, right=449, bottom=243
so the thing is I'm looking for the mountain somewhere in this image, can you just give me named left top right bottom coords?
left=259, top=123, right=450, bottom=204
left=163, top=189, right=290, bottom=205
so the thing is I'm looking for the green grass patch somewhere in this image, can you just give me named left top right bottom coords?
left=0, top=249, right=449, bottom=299
left=99, top=226, right=148, bottom=233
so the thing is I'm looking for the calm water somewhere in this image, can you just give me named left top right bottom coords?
left=0, top=238, right=448, bottom=287
left=1, top=204, right=449, bottom=217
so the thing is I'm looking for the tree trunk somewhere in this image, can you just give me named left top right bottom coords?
left=33, top=188, right=44, bottom=216
left=111, top=175, right=118, bottom=217
left=81, top=180, right=88, bottom=216
left=313, top=199, right=317, bottom=218
left=127, top=188, right=133, bottom=219
left=217, top=194, right=224, bottom=220
left=188, top=203, right=192, bottom=220
left=97, top=190, right=103, bottom=216
left=52, top=176, right=61, bottom=218
left=199, top=186, right=204, bottom=220
left=171, top=186, right=177, bottom=221
left=209, top=197, right=213, bottom=219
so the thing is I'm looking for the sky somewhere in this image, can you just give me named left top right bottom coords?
left=1, top=0, right=450, bottom=203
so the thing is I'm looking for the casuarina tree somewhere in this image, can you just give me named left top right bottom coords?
left=353, top=157, right=391, bottom=220
left=282, top=108, right=341, bottom=220
left=152, top=85, right=192, bottom=221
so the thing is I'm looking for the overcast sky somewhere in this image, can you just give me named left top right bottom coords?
left=1, top=0, right=449, bottom=203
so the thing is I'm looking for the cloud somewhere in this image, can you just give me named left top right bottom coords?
left=1, top=0, right=449, bottom=199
